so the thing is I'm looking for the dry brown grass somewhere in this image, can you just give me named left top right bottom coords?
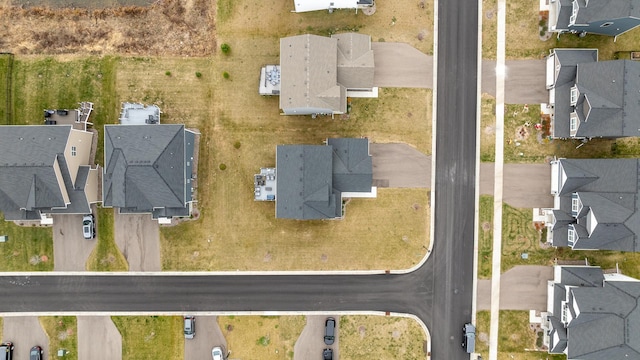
left=217, top=316, right=305, bottom=360
left=482, top=0, right=498, bottom=59
left=0, top=0, right=214, bottom=55
left=339, top=316, right=427, bottom=360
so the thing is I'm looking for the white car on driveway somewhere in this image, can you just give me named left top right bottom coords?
left=82, top=214, right=95, bottom=239
left=212, top=346, right=224, bottom=360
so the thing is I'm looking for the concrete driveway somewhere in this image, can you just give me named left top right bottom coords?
left=372, top=43, right=432, bottom=88
left=370, top=144, right=552, bottom=208
left=371, top=143, right=430, bottom=188
left=52, top=214, right=97, bottom=271
left=78, top=316, right=122, bottom=360
left=184, top=316, right=227, bottom=360
left=477, top=265, right=553, bottom=311
left=294, top=315, right=339, bottom=360
left=114, top=212, right=160, bottom=271
left=2, top=317, right=49, bottom=359
left=479, top=163, right=553, bottom=208
left=481, top=60, right=548, bottom=104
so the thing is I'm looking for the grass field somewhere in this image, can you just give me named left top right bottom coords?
left=112, top=316, right=183, bottom=360
left=0, top=214, right=53, bottom=271
left=40, top=316, right=78, bottom=360
left=339, top=316, right=426, bottom=360
left=217, top=315, right=305, bottom=360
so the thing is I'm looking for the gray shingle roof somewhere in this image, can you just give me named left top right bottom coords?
left=103, top=124, right=192, bottom=218
left=327, top=138, right=372, bottom=192
left=553, top=159, right=640, bottom=251
left=275, top=138, right=373, bottom=220
left=574, top=0, right=640, bottom=24
left=572, top=60, right=640, bottom=138
left=553, top=49, right=598, bottom=87
left=0, top=125, right=86, bottom=220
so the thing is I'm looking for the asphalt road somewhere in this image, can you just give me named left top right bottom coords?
left=427, top=0, right=479, bottom=358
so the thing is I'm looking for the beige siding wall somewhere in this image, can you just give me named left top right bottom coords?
left=64, top=129, right=93, bottom=185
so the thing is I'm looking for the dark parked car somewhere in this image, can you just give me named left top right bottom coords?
left=0, top=342, right=13, bottom=360
left=462, top=323, right=476, bottom=353
left=30, top=346, right=43, bottom=360
left=323, top=348, right=333, bottom=360
left=324, top=317, right=335, bottom=345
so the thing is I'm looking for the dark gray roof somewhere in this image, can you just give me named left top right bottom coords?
left=0, top=126, right=85, bottom=220
left=572, top=60, right=640, bottom=138
left=548, top=266, right=640, bottom=358
left=554, top=0, right=573, bottom=30
left=553, top=159, right=640, bottom=251
left=567, top=281, right=640, bottom=359
left=575, top=0, right=640, bottom=24
left=103, top=124, right=193, bottom=218
left=552, top=49, right=598, bottom=87
left=275, top=145, right=338, bottom=220
left=327, top=138, right=372, bottom=192
left=275, top=138, right=373, bottom=220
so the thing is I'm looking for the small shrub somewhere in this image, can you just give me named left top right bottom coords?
left=233, top=141, right=241, bottom=149
left=219, top=163, right=227, bottom=170
left=195, top=71, right=202, bottom=78
left=221, top=43, right=231, bottom=54
left=223, top=71, right=230, bottom=79
left=165, top=71, right=171, bottom=76
left=256, top=335, right=270, bottom=346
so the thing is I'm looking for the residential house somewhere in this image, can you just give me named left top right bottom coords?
left=542, top=264, right=640, bottom=359
left=548, top=0, right=640, bottom=37
left=254, top=138, right=376, bottom=220
left=0, top=123, right=99, bottom=224
left=292, top=0, right=374, bottom=13
left=546, top=48, right=640, bottom=139
left=260, top=33, right=376, bottom=116
left=542, top=158, right=640, bottom=251
left=103, top=122, right=197, bottom=223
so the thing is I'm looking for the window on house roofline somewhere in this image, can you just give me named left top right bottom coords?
left=570, top=86, right=578, bottom=105
left=568, top=226, right=576, bottom=247
left=71, top=146, right=77, bottom=157
left=571, top=195, right=579, bottom=215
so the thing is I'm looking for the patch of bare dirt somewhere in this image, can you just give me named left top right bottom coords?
left=0, top=0, right=215, bottom=55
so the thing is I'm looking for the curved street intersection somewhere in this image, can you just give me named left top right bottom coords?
left=0, top=0, right=479, bottom=359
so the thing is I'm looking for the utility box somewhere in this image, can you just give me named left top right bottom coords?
left=0, top=235, right=7, bottom=243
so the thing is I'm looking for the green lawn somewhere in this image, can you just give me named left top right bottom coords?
left=0, top=214, right=53, bottom=271
left=40, top=316, right=78, bottom=360
left=86, top=207, right=127, bottom=271
left=112, top=316, right=183, bottom=360
left=0, top=54, right=13, bottom=124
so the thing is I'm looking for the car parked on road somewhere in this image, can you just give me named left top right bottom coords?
left=184, top=316, right=195, bottom=339
left=323, top=348, right=333, bottom=360
left=29, top=346, right=43, bottom=360
left=82, top=214, right=95, bottom=239
left=212, top=346, right=225, bottom=360
left=462, top=322, right=476, bottom=353
left=324, top=317, right=335, bottom=345
left=0, top=342, right=13, bottom=360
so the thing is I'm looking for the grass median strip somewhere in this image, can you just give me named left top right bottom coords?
left=86, top=207, right=128, bottom=271
left=218, top=315, right=304, bottom=360
left=112, top=316, right=182, bottom=360
left=339, top=315, right=426, bottom=360
left=40, top=316, right=77, bottom=360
